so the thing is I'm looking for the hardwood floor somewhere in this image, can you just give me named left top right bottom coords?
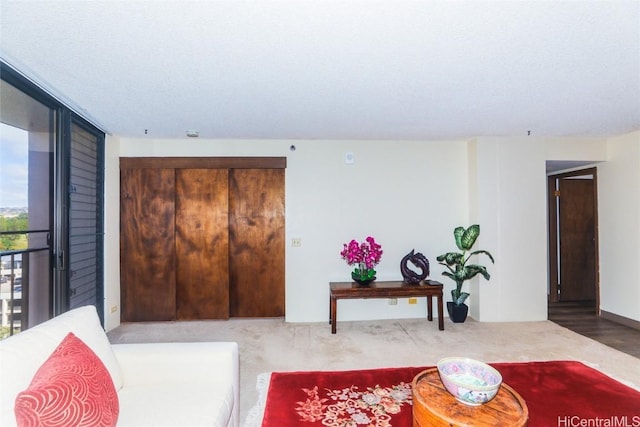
left=548, top=300, right=640, bottom=359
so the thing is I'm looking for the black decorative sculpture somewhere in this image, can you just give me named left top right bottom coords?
left=400, top=249, right=430, bottom=284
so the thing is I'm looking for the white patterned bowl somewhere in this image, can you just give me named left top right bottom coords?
left=436, top=357, right=502, bottom=406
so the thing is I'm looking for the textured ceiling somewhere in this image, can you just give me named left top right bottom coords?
left=1, top=1, right=639, bottom=140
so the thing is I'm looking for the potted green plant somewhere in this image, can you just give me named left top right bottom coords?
left=436, top=224, right=494, bottom=323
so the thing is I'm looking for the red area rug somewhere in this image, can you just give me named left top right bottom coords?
left=261, top=361, right=640, bottom=427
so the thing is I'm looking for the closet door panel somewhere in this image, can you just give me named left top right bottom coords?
left=120, top=168, right=176, bottom=321
left=175, top=169, right=230, bottom=320
left=229, top=169, right=285, bottom=317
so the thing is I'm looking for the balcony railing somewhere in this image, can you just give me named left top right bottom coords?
left=1, top=252, right=24, bottom=338
left=1, top=233, right=49, bottom=339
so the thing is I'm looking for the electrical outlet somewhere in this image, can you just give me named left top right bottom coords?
left=408, top=298, right=418, bottom=305
left=388, top=298, right=397, bottom=305
left=291, top=237, right=302, bottom=247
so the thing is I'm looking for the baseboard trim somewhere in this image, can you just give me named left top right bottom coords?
left=601, top=310, right=640, bottom=331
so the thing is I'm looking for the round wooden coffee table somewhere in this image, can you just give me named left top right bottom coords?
left=412, top=368, right=528, bottom=427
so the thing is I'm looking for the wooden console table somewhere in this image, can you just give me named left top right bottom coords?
left=329, top=280, right=444, bottom=334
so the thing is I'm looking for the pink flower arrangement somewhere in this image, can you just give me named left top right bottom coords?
left=340, top=236, right=383, bottom=281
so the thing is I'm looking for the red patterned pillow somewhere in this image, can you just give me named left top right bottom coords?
left=14, top=332, right=119, bottom=427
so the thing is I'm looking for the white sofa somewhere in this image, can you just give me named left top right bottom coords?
left=0, top=305, right=239, bottom=427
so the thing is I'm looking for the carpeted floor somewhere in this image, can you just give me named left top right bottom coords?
left=107, top=317, right=640, bottom=427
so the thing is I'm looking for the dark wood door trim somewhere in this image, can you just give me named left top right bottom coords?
left=547, top=167, right=599, bottom=312
left=120, top=156, right=286, bottom=169
left=548, top=175, right=559, bottom=302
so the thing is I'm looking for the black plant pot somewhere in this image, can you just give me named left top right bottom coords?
left=447, top=301, right=469, bottom=323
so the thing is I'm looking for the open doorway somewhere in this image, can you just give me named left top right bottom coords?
left=547, top=167, right=599, bottom=315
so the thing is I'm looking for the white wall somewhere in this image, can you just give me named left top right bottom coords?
left=468, top=136, right=614, bottom=322
left=598, top=131, right=640, bottom=322
left=285, top=140, right=469, bottom=322
left=545, top=137, right=608, bottom=161
left=103, top=137, right=121, bottom=331
left=103, top=138, right=469, bottom=327
left=469, top=138, right=548, bottom=322
left=101, top=134, right=636, bottom=329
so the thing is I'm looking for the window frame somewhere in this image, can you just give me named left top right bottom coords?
left=1, top=61, right=106, bottom=326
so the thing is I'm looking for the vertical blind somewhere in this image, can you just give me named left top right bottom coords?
left=67, top=120, right=104, bottom=318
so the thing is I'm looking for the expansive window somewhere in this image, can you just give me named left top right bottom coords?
left=0, top=62, right=105, bottom=337
left=0, top=80, right=54, bottom=336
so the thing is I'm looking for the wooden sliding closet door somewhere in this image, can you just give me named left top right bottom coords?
left=120, top=157, right=286, bottom=322
left=120, top=168, right=176, bottom=321
left=229, top=169, right=285, bottom=317
left=175, top=169, right=230, bottom=320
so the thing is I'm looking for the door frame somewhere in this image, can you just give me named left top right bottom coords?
left=547, top=167, right=600, bottom=312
